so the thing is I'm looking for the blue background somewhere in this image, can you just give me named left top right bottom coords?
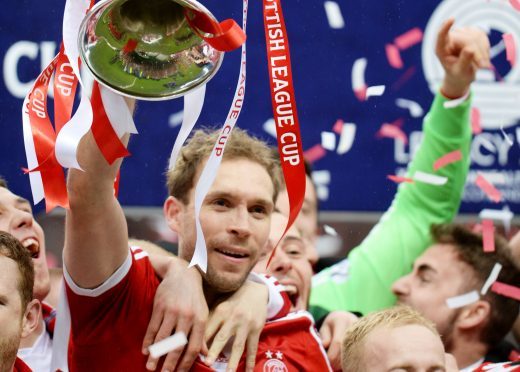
left=1, top=0, right=519, bottom=215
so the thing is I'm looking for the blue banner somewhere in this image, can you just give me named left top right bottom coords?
left=1, top=0, right=519, bottom=214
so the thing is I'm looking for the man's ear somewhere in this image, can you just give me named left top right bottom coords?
left=456, top=300, right=490, bottom=331
left=164, top=196, right=184, bottom=233
left=21, top=299, right=41, bottom=338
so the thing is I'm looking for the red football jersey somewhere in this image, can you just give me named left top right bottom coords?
left=65, top=247, right=162, bottom=371
left=13, top=357, right=32, bottom=372
left=64, top=247, right=326, bottom=371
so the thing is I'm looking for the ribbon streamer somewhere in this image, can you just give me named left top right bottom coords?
left=168, top=85, right=207, bottom=170
left=55, top=0, right=93, bottom=169
left=189, top=0, right=248, bottom=272
left=263, top=0, right=306, bottom=266
left=91, top=82, right=131, bottom=165
left=24, top=55, right=69, bottom=211
left=21, top=97, right=45, bottom=205
left=185, top=8, right=246, bottom=52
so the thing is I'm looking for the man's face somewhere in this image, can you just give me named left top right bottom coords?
left=254, top=212, right=312, bottom=311
left=275, top=175, right=319, bottom=265
left=391, top=244, right=474, bottom=344
left=167, top=158, right=274, bottom=293
left=360, top=324, right=447, bottom=372
left=0, top=255, right=24, bottom=371
left=0, top=188, right=50, bottom=301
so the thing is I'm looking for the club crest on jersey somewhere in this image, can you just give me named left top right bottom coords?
left=263, top=350, right=288, bottom=372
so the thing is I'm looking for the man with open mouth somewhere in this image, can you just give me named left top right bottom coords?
left=0, top=177, right=54, bottom=371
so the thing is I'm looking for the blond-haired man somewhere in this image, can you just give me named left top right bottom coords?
left=341, top=306, right=458, bottom=372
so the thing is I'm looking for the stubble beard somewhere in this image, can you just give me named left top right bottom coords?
left=0, top=333, right=21, bottom=372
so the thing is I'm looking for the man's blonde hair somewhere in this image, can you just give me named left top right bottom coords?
left=341, top=306, right=439, bottom=372
left=166, top=128, right=281, bottom=204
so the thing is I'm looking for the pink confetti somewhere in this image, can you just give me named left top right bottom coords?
left=387, top=175, right=414, bottom=184
left=491, top=281, right=520, bottom=301
left=391, top=66, right=416, bottom=91
left=390, top=118, right=404, bottom=128
left=385, top=44, right=404, bottom=69
left=354, top=86, right=367, bottom=101
left=304, top=144, right=326, bottom=164
left=471, top=108, right=482, bottom=134
left=482, top=219, right=495, bottom=252
left=475, top=174, right=502, bottom=203
left=333, top=119, right=344, bottom=134
left=394, top=28, right=423, bottom=50
left=433, top=150, right=462, bottom=171
left=377, top=123, right=408, bottom=144
left=503, top=33, right=516, bottom=67
left=510, top=0, right=520, bottom=11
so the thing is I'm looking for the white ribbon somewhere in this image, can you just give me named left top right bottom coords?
left=100, top=85, right=138, bottom=138
left=55, top=0, right=93, bottom=169
left=21, top=96, right=44, bottom=205
left=50, top=279, right=71, bottom=372
left=168, top=85, right=207, bottom=170
left=189, top=0, right=248, bottom=272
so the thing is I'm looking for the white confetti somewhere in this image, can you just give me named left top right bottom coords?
left=479, top=207, right=514, bottom=233
left=443, top=90, right=470, bottom=109
left=323, top=224, right=338, bottom=236
left=263, top=118, right=277, bottom=138
left=351, top=58, right=367, bottom=94
left=481, top=263, right=503, bottom=295
left=148, top=332, right=188, bottom=359
left=490, top=39, right=506, bottom=59
left=337, top=123, right=356, bottom=155
left=366, top=85, right=386, bottom=99
left=316, top=185, right=329, bottom=201
left=312, top=170, right=331, bottom=185
left=413, top=171, right=448, bottom=186
left=446, top=290, right=479, bottom=309
left=395, top=98, right=424, bottom=118
left=323, top=1, right=345, bottom=29
left=321, top=131, right=336, bottom=151
left=500, top=125, right=514, bottom=146
left=168, top=111, right=184, bottom=128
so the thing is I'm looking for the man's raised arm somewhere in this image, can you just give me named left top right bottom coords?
left=63, top=100, right=135, bottom=289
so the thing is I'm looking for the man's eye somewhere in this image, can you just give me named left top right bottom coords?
left=419, top=275, right=431, bottom=283
left=251, top=206, right=267, bottom=215
left=213, top=199, right=229, bottom=208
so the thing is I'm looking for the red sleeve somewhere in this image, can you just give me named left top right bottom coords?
left=64, top=248, right=161, bottom=370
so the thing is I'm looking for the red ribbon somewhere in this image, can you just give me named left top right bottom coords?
left=184, top=9, right=246, bottom=52
left=90, top=82, right=131, bottom=165
left=54, top=45, right=78, bottom=133
left=263, top=0, right=306, bottom=265
left=26, top=55, right=69, bottom=212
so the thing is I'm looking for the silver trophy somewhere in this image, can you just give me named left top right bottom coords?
left=78, top=0, right=224, bottom=100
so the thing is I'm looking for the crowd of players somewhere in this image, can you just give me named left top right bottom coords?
left=1, top=19, right=520, bottom=372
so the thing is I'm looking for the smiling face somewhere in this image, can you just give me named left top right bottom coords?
left=391, top=244, right=475, bottom=343
left=165, top=158, right=274, bottom=294
left=254, top=212, right=312, bottom=312
left=0, top=187, right=50, bottom=301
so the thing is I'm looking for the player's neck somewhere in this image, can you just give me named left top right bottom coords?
left=448, top=337, right=487, bottom=370
left=203, top=282, right=234, bottom=309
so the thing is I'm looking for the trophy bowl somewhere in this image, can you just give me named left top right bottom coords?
left=78, top=0, right=224, bottom=100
